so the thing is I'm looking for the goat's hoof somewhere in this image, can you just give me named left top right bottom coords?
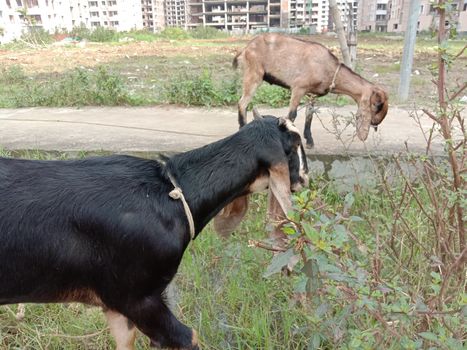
left=306, top=142, right=314, bottom=149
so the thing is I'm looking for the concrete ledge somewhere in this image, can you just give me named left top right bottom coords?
left=1, top=105, right=458, bottom=156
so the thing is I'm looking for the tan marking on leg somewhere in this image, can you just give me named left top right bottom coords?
left=192, top=329, right=199, bottom=347
left=15, top=303, right=26, bottom=321
left=105, top=310, right=137, bottom=350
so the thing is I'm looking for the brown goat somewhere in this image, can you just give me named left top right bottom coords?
left=233, top=33, right=389, bottom=146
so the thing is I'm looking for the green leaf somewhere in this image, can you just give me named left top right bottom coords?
left=350, top=215, right=364, bottom=222
left=344, top=192, right=355, bottom=211
left=308, top=334, right=321, bottom=350
left=419, top=332, right=439, bottom=342
left=294, top=275, right=308, bottom=293
left=263, top=248, right=295, bottom=278
left=303, top=222, right=319, bottom=243
left=282, top=225, right=296, bottom=235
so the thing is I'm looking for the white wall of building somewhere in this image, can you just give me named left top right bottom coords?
left=0, top=0, right=143, bottom=44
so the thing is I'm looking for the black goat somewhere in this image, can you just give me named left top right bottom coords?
left=0, top=116, right=308, bottom=350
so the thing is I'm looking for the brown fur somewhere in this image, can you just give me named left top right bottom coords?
left=234, top=33, right=389, bottom=141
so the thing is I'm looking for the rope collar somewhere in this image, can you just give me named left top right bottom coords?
left=329, top=63, right=342, bottom=92
left=167, top=172, right=196, bottom=240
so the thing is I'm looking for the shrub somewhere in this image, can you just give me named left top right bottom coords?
left=20, top=27, right=53, bottom=46
left=159, top=28, right=191, bottom=40
left=122, top=29, right=158, bottom=42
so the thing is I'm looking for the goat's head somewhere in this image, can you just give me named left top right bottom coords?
left=214, top=113, right=308, bottom=237
left=356, top=86, right=389, bottom=141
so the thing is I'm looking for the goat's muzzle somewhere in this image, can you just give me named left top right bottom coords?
left=292, top=173, right=308, bottom=193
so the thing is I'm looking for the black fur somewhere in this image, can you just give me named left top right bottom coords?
left=0, top=116, right=307, bottom=349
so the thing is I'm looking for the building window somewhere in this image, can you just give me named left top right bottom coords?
left=376, top=15, right=386, bottom=20
left=377, top=4, right=386, bottom=10
left=394, top=23, right=398, bottom=30
left=16, top=0, right=22, bottom=6
left=91, top=21, right=101, bottom=27
left=6, top=0, right=11, bottom=8
left=89, top=1, right=98, bottom=6
left=90, top=11, right=99, bottom=16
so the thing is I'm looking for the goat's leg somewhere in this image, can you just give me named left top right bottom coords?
left=287, top=88, right=307, bottom=122
left=238, top=69, right=263, bottom=128
left=105, top=310, right=137, bottom=350
left=304, top=103, right=315, bottom=148
left=123, top=295, right=198, bottom=350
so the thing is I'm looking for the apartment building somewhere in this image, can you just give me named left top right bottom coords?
left=327, top=0, right=358, bottom=32
left=357, top=0, right=388, bottom=32
left=141, top=0, right=165, bottom=31
left=0, top=0, right=143, bottom=43
left=74, top=0, right=143, bottom=31
left=0, top=0, right=73, bottom=43
left=165, top=0, right=187, bottom=27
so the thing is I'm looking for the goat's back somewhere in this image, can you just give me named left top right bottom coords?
left=0, top=155, right=184, bottom=304
left=235, top=33, right=339, bottom=88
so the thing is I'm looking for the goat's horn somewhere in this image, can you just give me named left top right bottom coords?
left=252, top=107, right=262, bottom=120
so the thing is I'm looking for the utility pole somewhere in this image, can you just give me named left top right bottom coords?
left=398, top=0, right=421, bottom=102
left=329, top=0, right=352, bottom=68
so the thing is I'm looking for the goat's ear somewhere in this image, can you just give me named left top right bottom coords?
left=267, top=188, right=289, bottom=245
left=213, top=195, right=249, bottom=237
left=252, top=107, right=262, bottom=120
left=268, top=162, right=292, bottom=217
left=277, top=117, right=288, bottom=131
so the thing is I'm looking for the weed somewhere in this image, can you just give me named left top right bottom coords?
left=122, top=29, right=159, bottom=42
left=0, top=65, right=27, bottom=84
left=70, top=25, right=118, bottom=42
left=2, top=67, right=139, bottom=107
left=163, top=70, right=238, bottom=106
left=253, top=84, right=291, bottom=108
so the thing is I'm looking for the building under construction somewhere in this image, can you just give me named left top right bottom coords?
left=186, top=0, right=357, bottom=33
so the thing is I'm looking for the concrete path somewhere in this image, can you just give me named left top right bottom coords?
left=0, top=105, right=458, bottom=155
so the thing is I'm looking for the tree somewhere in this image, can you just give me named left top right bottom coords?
left=328, top=0, right=352, bottom=68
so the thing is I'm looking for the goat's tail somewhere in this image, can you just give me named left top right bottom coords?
left=232, top=51, right=243, bottom=70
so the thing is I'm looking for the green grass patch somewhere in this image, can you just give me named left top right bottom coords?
left=0, top=66, right=146, bottom=107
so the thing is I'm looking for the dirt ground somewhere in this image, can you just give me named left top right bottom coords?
left=0, top=35, right=465, bottom=105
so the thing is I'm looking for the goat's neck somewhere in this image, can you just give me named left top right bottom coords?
left=332, top=66, right=373, bottom=103
left=167, top=138, right=260, bottom=235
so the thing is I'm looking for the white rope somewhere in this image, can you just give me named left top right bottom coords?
left=167, top=172, right=196, bottom=240
left=329, top=63, right=342, bottom=92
